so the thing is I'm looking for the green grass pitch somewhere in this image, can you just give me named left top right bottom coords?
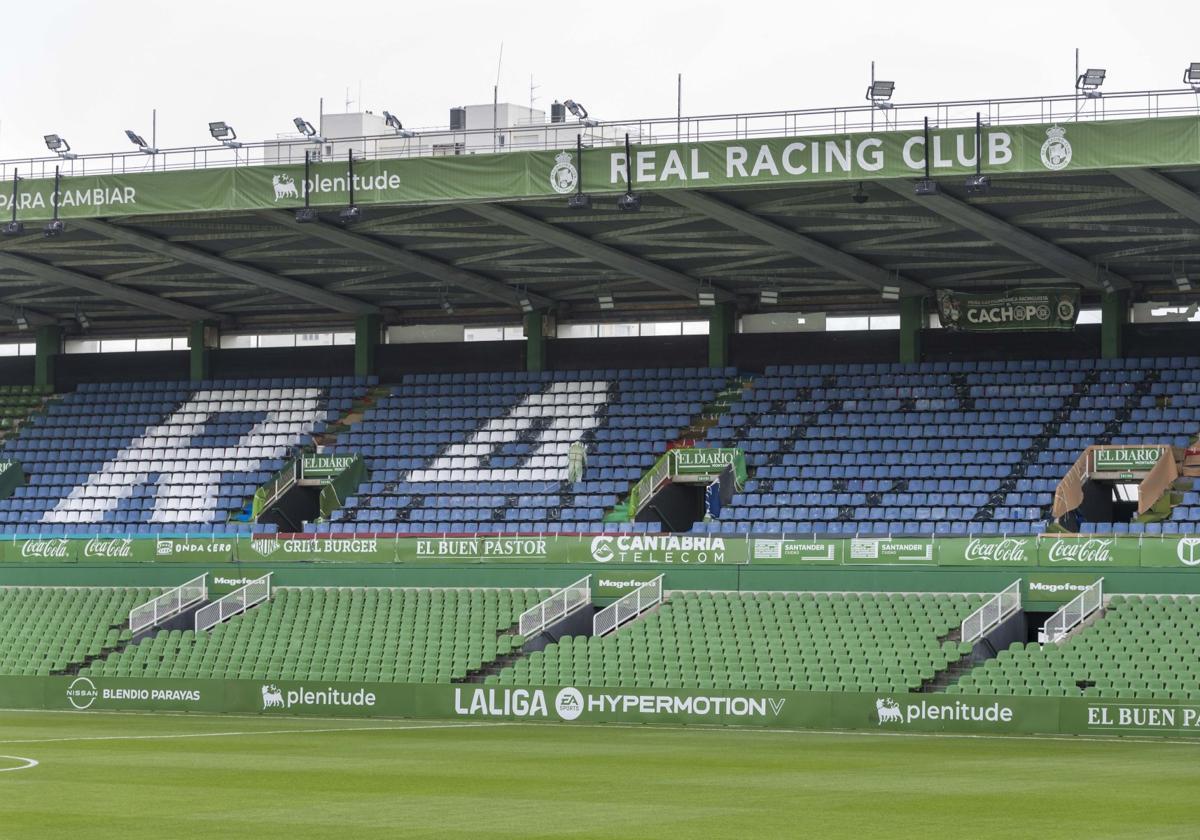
left=2, top=710, right=1198, bottom=839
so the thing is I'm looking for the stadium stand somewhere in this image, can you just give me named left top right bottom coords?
left=493, top=591, right=981, bottom=692
left=85, top=587, right=546, bottom=683
left=952, top=594, right=1200, bottom=700
left=323, top=367, right=736, bottom=534
left=0, top=587, right=153, bottom=675
left=0, top=377, right=371, bottom=535
left=702, top=356, right=1198, bottom=537
left=0, top=385, right=53, bottom=443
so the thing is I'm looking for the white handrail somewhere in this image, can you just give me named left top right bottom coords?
left=961, top=579, right=1022, bottom=644
left=194, top=573, right=272, bottom=633
left=518, top=576, right=591, bottom=638
left=128, top=574, right=207, bottom=635
left=1041, top=578, right=1104, bottom=644
left=593, top=575, right=664, bottom=637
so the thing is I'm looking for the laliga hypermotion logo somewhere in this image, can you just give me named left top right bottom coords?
left=549, top=151, right=578, bottom=194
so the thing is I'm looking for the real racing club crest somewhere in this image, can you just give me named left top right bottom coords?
left=549, top=151, right=579, bottom=194
left=1040, top=125, right=1072, bottom=171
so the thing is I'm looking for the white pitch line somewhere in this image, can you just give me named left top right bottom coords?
left=0, top=755, right=38, bottom=773
left=0, top=721, right=503, bottom=746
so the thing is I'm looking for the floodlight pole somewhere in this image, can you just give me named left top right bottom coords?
left=923, top=117, right=931, bottom=181
left=8, top=171, right=18, bottom=227
left=303, top=151, right=312, bottom=210
left=347, top=150, right=355, bottom=208
left=624, top=133, right=634, bottom=197
left=51, top=167, right=61, bottom=224
left=975, top=112, right=982, bottom=177
left=871, top=61, right=875, bottom=131
left=576, top=133, right=585, bottom=197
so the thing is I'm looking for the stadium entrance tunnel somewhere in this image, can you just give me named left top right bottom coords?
left=256, top=484, right=321, bottom=533
left=637, top=466, right=738, bottom=533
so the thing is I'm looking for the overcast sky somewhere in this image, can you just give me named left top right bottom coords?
left=2, top=0, right=1199, bottom=160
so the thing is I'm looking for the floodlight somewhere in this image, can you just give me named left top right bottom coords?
left=44, top=134, right=77, bottom=160
left=567, top=193, right=592, bottom=210
left=598, top=293, right=614, bottom=310
left=126, top=129, right=157, bottom=155
left=881, top=284, right=900, bottom=301
left=441, top=298, right=454, bottom=315
left=965, top=173, right=991, bottom=196
left=294, top=207, right=319, bottom=223
left=293, top=117, right=324, bottom=143
left=1176, top=275, right=1192, bottom=292
left=76, top=308, right=90, bottom=329
left=383, top=111, right=415, bottom=138
left=519, top=296, right=535, bottom=314
left=338, top=206, right=361, bottom=224
left=914, top=178, right=939, bottom=196
left=1076, top=68, right=1106, bottom=97
left=616, top=192, right=641, bottom=212
left=760, top=289, right=779, bottom=305
left=698, top=290, right=716, bottom=307
left=866, top=80, right=895, bottom=108
left=563, top=99, right=598, bottom=128
left=43, top=219, right=65, bottom=237
left=851, top=183, right=869, bottom=204
left=1, top=222, right=23, bottom=236
left=209, top=121, right=242, bottom=148
left=15, top=313, right=28, bottom=330
left=1186, top=64, right=1200, bottom=90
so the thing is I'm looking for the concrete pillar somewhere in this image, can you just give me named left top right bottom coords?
left=708, top=302, right=734, bottom=368
left=1101, top=291, right=1128, bottom=360
left=899, top=296, right=924, bottom=364
left=34, top=325, right=61, bottom=390
left=354, top=314, right=381, bottom=378
left=524, top=312, right=546, bottom=373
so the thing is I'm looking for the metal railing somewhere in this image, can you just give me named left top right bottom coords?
left=254, top=459, right=299, bottom=520
left=128, top=574, right=208, bottom=635
left=961, top=579, right=1022, bottom=644
left=6, top=87, right=1200, bottom=179
left=593, top=575, right=664, bottom=637
left=518, top=576, right=591, bottom=638
left=629, top=452, right=675, bottom=517
left=194, top=573, right=272, bottom=633
left=1041, top=578, right=1105, bottom=644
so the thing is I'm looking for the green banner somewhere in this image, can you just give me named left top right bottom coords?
left=6, top=675, right=1199, bottom=738
left=594, top=570, right=665, bottom=599
left=936, top=287, right=1080, bottom=331
left=1094, top=446, right=1167, bottom=473
left=2, top=117, right=1199, bottom=222
left=302, top=453, right=360, bottom=480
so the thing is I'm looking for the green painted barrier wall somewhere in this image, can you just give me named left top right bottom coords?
left=7, top=676, right=1197, bottom=738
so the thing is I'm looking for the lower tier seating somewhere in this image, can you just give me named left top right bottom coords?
left=86, top=586, right=546, bottom=683
left=0, top=587, right=152, bottom=675
left=494, top=591, right=980, bottom=692
left=952, top=594, right=1200, bottom=700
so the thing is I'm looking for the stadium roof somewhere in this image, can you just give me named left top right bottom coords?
left=1, top=89, right=1199, bottom=336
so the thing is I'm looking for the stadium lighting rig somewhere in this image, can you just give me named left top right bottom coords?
left=44, top=134, right=77, bottom=160
left=597, top=292, right=614, bottom=310
left=760, top=289, right=779, bottom=305
left=519, top=294, right=535, bottom=314
left=913, top=117, right=938, bottom=196
left=293, top=117, right=325, bottom=143
left=295, top=151, right=318, bottom=223
left=2, top=171, right=23, bottom=236
left=1185, top=63, right=1200, bottom=91
left=338, top=150, right=361, bottom=225
left=14, top=310, right=28, bottom=330
left=125, top=129, right=158, bottom=155
left=567, top=134, right=592, bottom=210
left=208, top=121, right=242, bottom=149
left=43, top=167, right=65, bottom=237
left=382, top=111, right=416, bottom=139
left=564, top=99, right=598, bottom=128
left=865, top=79, right=895, bottom=109
left=616, top=134, right=641, bottom=212
left=964, top=112, right=991, bottom=196
left=698, top=287, right=717, bottom=307
left=1076, top=68, right=1106, bottom=98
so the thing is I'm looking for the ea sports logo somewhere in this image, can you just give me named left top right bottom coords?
left=66, top=677, right=98, bottom=710
left=1178, top=537, right=1200, bottom=567
left=555, top=687, right=584, bottom=721
left=590, top=536, right=615, bottom=563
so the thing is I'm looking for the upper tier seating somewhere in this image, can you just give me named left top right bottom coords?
left=0, top=377, right=371, bottom=535
left=321, top=368, right=735, bottom=534
left=85, top=586, right=545, bottom=683
left=493, top=591, right=979, bottom=692
left=701, top=356, right=1200, bottom=537
left=953, top=594, right=1200, bottom=700
left=0, top=586, right=155, bottom=675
